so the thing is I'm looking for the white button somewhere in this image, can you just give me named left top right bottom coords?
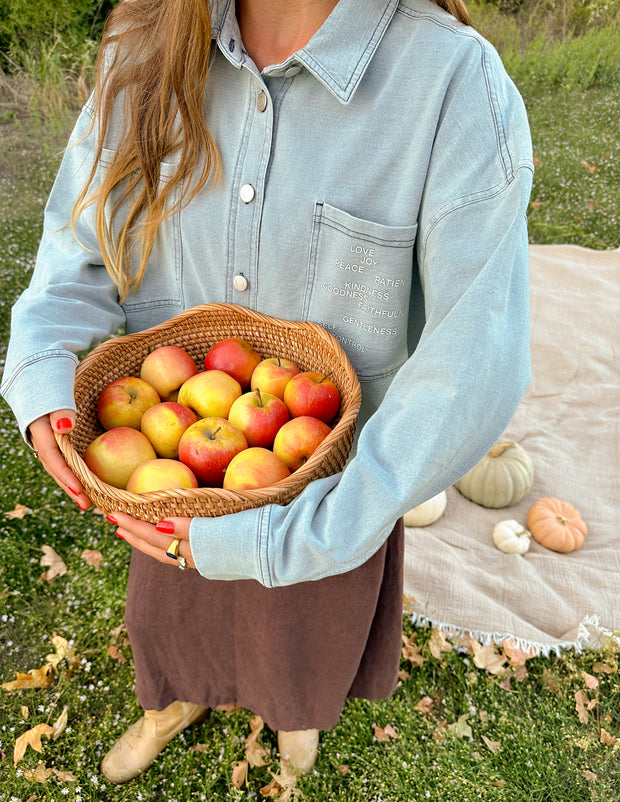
left=233, top=274, right=248, bottom=292
left=284, top=66, right=300, bottom=78
left=239, top=183, right=255, bottom=203
left=257, top=91, right=268, bottom=112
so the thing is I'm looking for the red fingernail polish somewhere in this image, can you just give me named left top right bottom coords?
left=106, top=514, right=118, bottom=525
left=77, top=500, right=88, bottom=511
left=156, top=521, right=175, bottom=534
left=56, top=418, right=72, bottom=430
left=116, top=531, right=125, bottom=540
left=67, top=486, right=80, bottom=497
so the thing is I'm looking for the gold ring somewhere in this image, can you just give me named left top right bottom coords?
left=178, top=556, right=187, bottom=571
left=165, top=538, right=180, bottom=560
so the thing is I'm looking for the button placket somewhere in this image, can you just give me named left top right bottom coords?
left=230, top=76, right=274, bottom=303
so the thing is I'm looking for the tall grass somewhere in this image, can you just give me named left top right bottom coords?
left=472, top=0, right=620, bottom=89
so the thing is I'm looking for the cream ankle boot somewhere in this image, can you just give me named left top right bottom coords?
left=277, top=728, right=319, bottom=777
left=100, top=700, right=208, bottom=784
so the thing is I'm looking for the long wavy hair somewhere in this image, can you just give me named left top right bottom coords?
left=73, top=0, right=471, bottom=302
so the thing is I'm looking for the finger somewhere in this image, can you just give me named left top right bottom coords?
left=110, top=512, right=195, bottom=569
left=29, top=414, right=92, bottom=510
left=49, top=409, right=76, bottom=434
left=154, top=517, right=191, bottom=541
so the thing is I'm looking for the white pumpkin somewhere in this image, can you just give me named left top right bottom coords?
left=492, top=519, right=532, bottom=554
left=454, top=439, right=534, bottom=508
left=403, top=491, right=447, bottom=527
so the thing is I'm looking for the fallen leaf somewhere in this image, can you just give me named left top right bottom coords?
left=428, top=628, right=452, bottom=659
left=23, top=763, right=53, bottom=783
left=338, top=764, right=350, bottom=776
left=592, top=662, right=614, bottom=674
left=471, top=751, right=484, bottom=761
left=482, top=735, right=501, bottom=753
left=580, top=159, right=597, bottom=173
left=502, top=640, right=534, bottom=667
left=107, top=645, right=127, bottom=663
left=231, top=760, right=248, bottom=789
left=2, top=664, right=54, bottom=691
left=374, top=723, right=399, bottom=742
left=46, top=634, right=76, bottom=669
left=40, top=546, right=67, bottom=583
left=499, top=676, right=512, bottom=692
left=190, top=743, right=209, bottom=753
left=398, top=669, right=411, bottom=681
left=582, top=770, right=597, bottom=781
left=600, top=729, right=617, bottom=746
left=215, top=702, right=241, bottom=713
left=81, top=549, right=103, bottom=570
left=5, top=504, right=32, bottom=519
left=584, top=672, right=600, bottom=690
left=432, top=722, right=449, bottom=743
left=415, top=696, right=434, bottom=715
left=260, top=771, right=303, bottom=800
left=246, top=715, right=269, bottom=768
left=491, top=780, right=507, bottom=788
left=512, top=664, right=528, bottom=683
left=448, top=713, right=472, bottom=739
left=466, top=638, right=508, bottom=675
left=575, top=690, right=591, bottom=724
left=401, top=633, right=425, bottom=667
left=13, top=723, right=55, bottom=765
left=21, top=706, right=30, bottom=720
left=52, top=707, right=68, bottom=740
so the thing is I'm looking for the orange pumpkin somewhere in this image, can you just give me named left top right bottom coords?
left=526, top=497, right=587, bottom=553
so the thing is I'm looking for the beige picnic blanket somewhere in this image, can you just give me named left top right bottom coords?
left=403, top=244, right=620, bottom=654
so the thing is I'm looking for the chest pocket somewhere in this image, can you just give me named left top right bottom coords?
left=303, top=202, right=417, bottom=380
left=99, top=148, right=184, bottom=325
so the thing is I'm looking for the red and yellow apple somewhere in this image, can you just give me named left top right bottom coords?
left=125, top=458, right=199, bottom=493
left=250, top=356, right=300, bottom=399
left=203, top=337, right=262, bottom=389
left=223, top=447, right=290, bottom=491
left=140, top=345, right=199, bottom=401
left=272, top=415, right=332, bottom=471
left=97, top=376, right=161, bottom=430
left=84, top=426, right=157, bottom=488
left=178, top=417, right=248, bottom=487
left=177, top=370, right=242, bottom=419
left=227, top=388, right=290, bottom=448
left=140, top=401, right=199, bottom=459
left=283, top=371, right=340, bottom=423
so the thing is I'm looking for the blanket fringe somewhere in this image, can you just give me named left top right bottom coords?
left=405, top=609, right=620, bottom=658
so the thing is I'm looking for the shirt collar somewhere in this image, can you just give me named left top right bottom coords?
left=211, top=0, right=400, bottom=104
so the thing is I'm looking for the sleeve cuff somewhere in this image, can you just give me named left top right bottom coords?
left=1, top=352, right=78, bottom=441
left=189, top=504, right=269, bottom=584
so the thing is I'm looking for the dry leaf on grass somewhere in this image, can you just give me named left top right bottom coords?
left=260, top=771, right=303, bottom=800
left=21, top=706, right=30, bottom=720
left=414, top=695, right=435, bottom=715
left=13, top=723, right=55, bottom=765
left=501, top=640, right=535, bottom=667
left=401, top=633, right=425, bottom=668
left=246, top=715, right=269, bottom=768
left=22, top=762, right=77, bottom=784
left=81, top=549, right=103, bottom=570
left=600, top=728, right=617, bottom=746
left=52, top=707, right=68, bottom=740
left=231, top=760, right=249, bottom=789
left=482, top=735, right=501, bottom=754
left=2, top=664, right=54, bottom=691
left=583, top=672, right=599, bottom=690
left=465, top=637, right=508, bottom=675
left=46, top=634, right=77, bottom=670
left=448, top=713, right=472, bottom=739
left=574, top=690, right=598, bottom=725
left=40, top=546, right=67, bottom=583
left=5, top=503, right=32, bottom=519
left=592, top=662, right=614, bottom=674
left=582, top=770, right=597, bottom=781
left=374, top=723, right=399, bottom=742
left=107, top=645, right=127, bottom=663
left=428, top=628, right=453, bottom=659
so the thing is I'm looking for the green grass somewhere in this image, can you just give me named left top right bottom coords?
left=1, top=33, right=619, bottom=802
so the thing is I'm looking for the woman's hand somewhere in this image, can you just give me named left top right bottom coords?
left=28, top=410, right=92, bottom=511
left=108, top=512, right=196, bottom=570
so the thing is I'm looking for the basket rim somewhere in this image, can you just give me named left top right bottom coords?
left=58, top=303, right=361, bottom=509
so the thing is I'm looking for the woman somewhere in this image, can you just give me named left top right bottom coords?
left=1, top=0, right=533, bottom=785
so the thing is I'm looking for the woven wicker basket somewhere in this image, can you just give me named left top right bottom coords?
left=56, top=303, right=361, bottom=522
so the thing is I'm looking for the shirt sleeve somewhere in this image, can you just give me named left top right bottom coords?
left=0, top=102, right=126, bottom=439
left=189, top=43, right=535, bottom=587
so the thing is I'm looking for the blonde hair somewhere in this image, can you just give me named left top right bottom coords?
left=74, top=0, right=471, bottom=302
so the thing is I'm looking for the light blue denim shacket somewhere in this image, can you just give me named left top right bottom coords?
left=1, top=0, right=534, bottom=586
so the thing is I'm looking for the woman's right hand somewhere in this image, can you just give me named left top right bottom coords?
left=28, top=410, right=92, bottom=511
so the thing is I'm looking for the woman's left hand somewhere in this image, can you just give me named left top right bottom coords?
left=107, top=512, right=196, bottom=570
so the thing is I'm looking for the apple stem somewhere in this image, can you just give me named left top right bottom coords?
left=209, top=425, right=222, bottom=440
left=255, top=387, right=263, bottom=406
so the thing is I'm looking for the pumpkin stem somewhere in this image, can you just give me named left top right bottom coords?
left=556, top=515, right=568, bottom=526
left=488, top=441, right=515, bottom=458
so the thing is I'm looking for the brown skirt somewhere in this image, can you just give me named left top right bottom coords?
left=124, top=519, right=404, bottom=732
